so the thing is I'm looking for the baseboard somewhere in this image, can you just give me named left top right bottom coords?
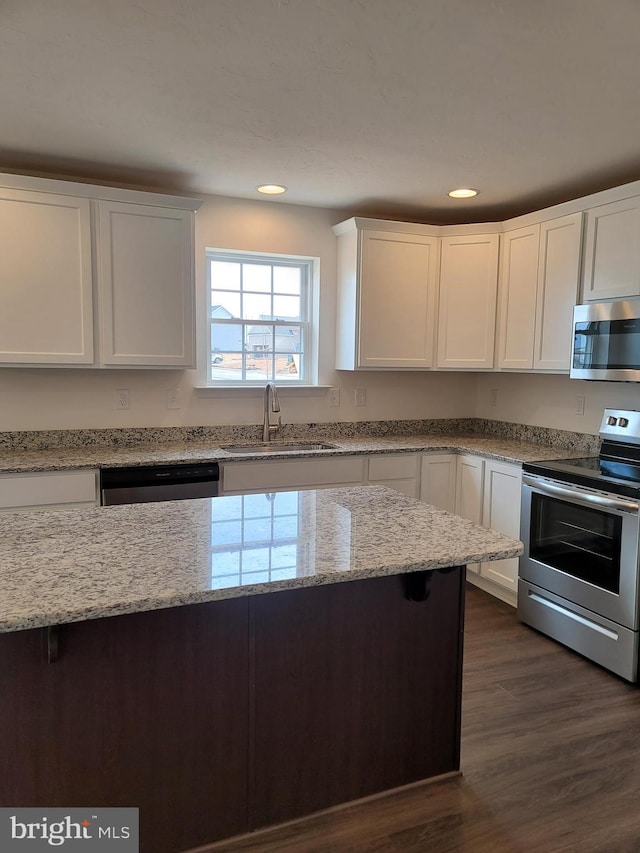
left=183, top=771, right=462, bottom=852
left=466, top=571, right=516, bottom=608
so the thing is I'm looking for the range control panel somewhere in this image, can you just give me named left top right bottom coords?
left=600, top=409, right=640, bottom=443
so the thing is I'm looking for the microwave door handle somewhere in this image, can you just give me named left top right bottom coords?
left=523, top=475, right=639, bottom=514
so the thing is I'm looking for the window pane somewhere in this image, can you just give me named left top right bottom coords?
left=273, top=266, right=301, bottom=295
left=243, top=292, right=272, bottom=320
left=273, top=295, right=300, bottom=320
left=211, top=495, right=243, bottom=521
left=211, top=550, right=240, bottom=576
left=211, top=260, right=240, bottom=290
left=211, top=323, right=244, bottom=379
left=242, top=263, right=271, bottom=293
left=244, top=321, right=274, bottom=380
left=273, top=515, right=299, bottom=539
left=210, top=520, right=242, bottom=546
left=211, top=322, right=244, bottom=353
left=242, top=493, right=273, bottom=518
left=242, top=547, right=272, bottom=573
left=212, top=291, right=240, bottom=317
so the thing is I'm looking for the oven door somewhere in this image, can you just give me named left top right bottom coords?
left=520, top=474, right=640, bottom=629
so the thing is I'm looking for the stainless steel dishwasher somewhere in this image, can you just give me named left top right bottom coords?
left=100, top=463, right=220, bottom=505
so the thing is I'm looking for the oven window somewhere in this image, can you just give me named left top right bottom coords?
left=530, top=494, right=622, bottom=593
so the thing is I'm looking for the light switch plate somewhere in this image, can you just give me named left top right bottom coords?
left=354, top=388, right=367, bottom=407
left=167, top=389, right=181, bottom=410
left=115, top=389, right=130, bottom=411
left=328, top=388, right=340, bottom=407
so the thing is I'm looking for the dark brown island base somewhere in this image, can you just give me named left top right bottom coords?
left=0, top=487, right=522, bottom=852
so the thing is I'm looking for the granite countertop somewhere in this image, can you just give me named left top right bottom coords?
left=0, top=433, right=595, bottom=474
left=0, top=485, right=522, bottom=633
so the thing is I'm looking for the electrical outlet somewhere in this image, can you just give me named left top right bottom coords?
left=575, top=395, right=585, bottom=416
left=328, top=388, right=340, bottom=407
left=115, top=389, right=130, bottom=411
left=167, top=389, right=181, bottom=410
left=354, top=388, right=367, bottom=407
left=489, top=388, right=499, bottom=407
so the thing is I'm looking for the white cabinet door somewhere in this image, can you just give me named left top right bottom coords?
left=498, top=214, right=582, bottom=373
left=97, top=201, right=195, bottom=367
left=455, top=454, right=484, bottom=574
left=533, top=212, right=583, bottom=370
left=419, top=453, right=457, bottom=513
left=480, top=460, right=522, bottom=592
left=0, top=189, right=94, bottom=364
left=358, top=231, right=438, bottom=368
left=437, top=234, right=500, bottom=368
left=0, top=470, right=99, bottom=511
left=334, top=219, right=439, bottom=370
left=497, top=224, right=540, bottom=369
left=582, top=197, right=640, bottom=301
left=367, top=453, right=419, bottom=497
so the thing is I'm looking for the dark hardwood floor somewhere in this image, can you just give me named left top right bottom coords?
left=197, top=584, right=640, bottom=853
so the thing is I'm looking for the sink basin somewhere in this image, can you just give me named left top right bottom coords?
left=221, top=441, right=337, bottom=454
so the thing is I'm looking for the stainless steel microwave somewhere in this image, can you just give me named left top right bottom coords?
left=571, top=298, right=640, bottom=381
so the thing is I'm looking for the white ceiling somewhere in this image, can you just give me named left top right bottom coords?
left=2, top=0, right=640, bottom=223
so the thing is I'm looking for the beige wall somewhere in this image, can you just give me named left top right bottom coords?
left=2, top=189, right=637, bottom=435
left=475, top=372, right=640, bottom=435
left=0, top=193, right=474, bottom=431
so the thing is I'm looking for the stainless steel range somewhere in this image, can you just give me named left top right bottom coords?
left=519, top=408, right=640, bottom=681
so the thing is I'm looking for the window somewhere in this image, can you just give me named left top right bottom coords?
left=206, top=249, right=314, bottom=384
left=209, top=491, right=304, bottom=588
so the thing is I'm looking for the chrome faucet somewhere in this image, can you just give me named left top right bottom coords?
left=262, top=382, right=282, bottom=442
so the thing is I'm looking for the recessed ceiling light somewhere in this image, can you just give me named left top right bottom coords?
left=448, top=188, right=479, bottom=199
left=256, top=184, right=287, bottom=195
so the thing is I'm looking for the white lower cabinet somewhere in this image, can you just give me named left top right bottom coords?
left=366, top=453, right=419, bottom=497
left=0, top=470, right=99, bottom=511
left=220, top=456, right=366, bottom=495
left=419, top=453, right=457, bottom=512
left=421, top=452, right=522, bottom=605
left=479, top=460, right=522, bottom=594
left=454, top=455, right=484, bottom=575
left=222, top=453, right=420, bottom=498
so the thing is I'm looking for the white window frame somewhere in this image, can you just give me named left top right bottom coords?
left=205, top=248, right=317, bottom=387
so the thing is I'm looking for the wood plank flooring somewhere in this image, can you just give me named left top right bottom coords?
left=193, top=585, right=640, bottom=853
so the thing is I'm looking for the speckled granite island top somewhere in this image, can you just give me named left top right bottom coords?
left=0, top=485, right=522, bottom=633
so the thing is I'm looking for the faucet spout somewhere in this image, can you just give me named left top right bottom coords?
left=263, top=383, right=282, bottom=442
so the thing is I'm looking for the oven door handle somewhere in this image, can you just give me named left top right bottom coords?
left=522, top=475, right=639, bottom=514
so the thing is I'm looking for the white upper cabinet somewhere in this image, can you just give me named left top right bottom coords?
left=334, top=218, right=439, bottom=370
left=498, top=213, right=582, bottom=372
left=437, top=234, right=500, bottom=369
left=0, top=174, right=200, bottom=369
left=533, top=213, right=583, bottom=370
left=0, top=189, right=94, bottom=364
left=497, top=224, right=540, bottom=370
left=582, top=197, right=640, bottom=301
left=97, top=202, right=195, bottom=367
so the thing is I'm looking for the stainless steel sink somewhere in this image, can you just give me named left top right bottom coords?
left=221, top=441, right=337, bottom=454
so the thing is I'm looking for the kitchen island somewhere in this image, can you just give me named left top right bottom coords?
left=0, top=486, right=522, bottom=853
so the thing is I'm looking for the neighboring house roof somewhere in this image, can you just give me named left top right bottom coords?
left=211, top=304, right=234, bottom=319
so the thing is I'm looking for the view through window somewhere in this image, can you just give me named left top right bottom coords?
left=207, top=250, right=312, bottom=383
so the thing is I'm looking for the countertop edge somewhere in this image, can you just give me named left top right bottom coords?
left=0, top=541, right=523, bottom=633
